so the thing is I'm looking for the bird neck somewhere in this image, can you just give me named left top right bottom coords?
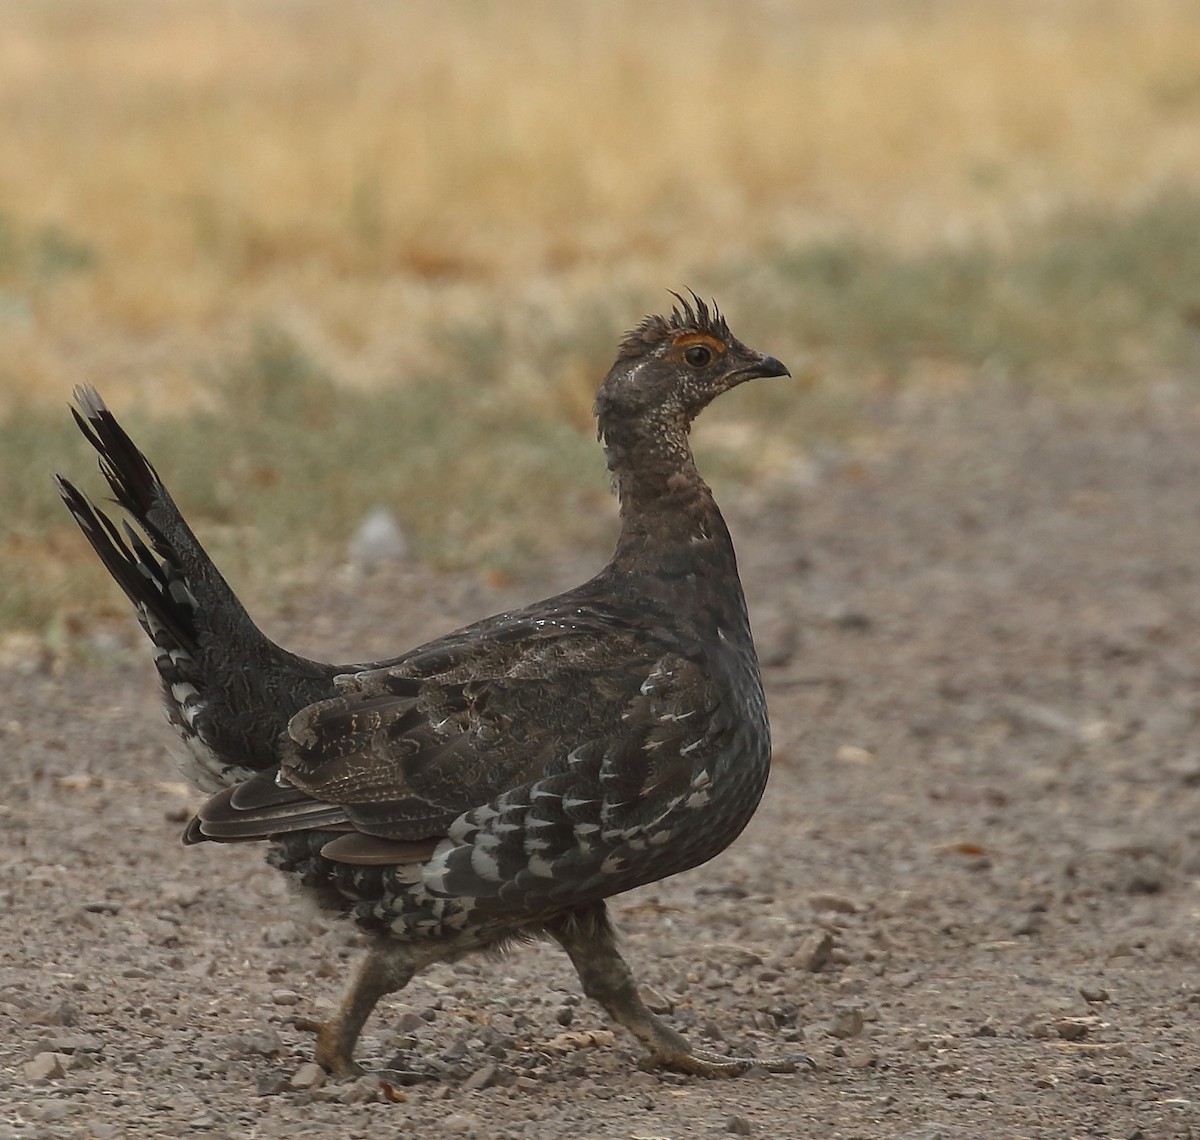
left=602, top=418, right=738, bottom=576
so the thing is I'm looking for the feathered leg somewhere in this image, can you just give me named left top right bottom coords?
left=548, top=903, right=806, bottom=1078
left=295, top=939, right=424, bottom=1077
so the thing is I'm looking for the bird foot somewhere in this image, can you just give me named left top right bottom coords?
left=644, top=1045, right=812, bottom=1078
left=293, top=1016, right=364, bottom=1079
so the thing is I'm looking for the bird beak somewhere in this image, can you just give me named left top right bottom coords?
left=737, top=354, right=790, bottom=381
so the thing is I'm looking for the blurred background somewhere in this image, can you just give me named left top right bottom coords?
left=3, top=0, right=1200, bottom=635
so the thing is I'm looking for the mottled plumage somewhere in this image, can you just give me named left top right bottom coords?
left=56, top=294, right=800, bottom=1078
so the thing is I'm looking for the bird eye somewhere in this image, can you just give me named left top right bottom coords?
left=683, top=344, right=713, bottom=368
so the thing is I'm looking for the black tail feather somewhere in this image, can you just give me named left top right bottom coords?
left=55, top=470, right=198, bottom=653
left=70, top=385, right=161, bottom=518
left=67, top=385, right=191, bottom=579
left=57, top=384, right=343, bottom=788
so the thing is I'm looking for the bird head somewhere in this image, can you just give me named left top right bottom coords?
left=594, top=292, right=789, bottom=441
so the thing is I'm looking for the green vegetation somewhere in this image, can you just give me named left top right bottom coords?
left=0, top=212, right=98, bottom=286
left=1, top=322, right=615, bottom=633
left=761, top=191, right=1200, bottom=388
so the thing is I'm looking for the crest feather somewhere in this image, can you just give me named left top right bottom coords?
left=618, top=290, right=730, bottom=359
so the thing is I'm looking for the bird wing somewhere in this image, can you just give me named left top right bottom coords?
left=187, top=598, right=715, bottom=860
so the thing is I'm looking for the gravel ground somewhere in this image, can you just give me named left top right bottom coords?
left=3, top=382, right=1200, bottom=1138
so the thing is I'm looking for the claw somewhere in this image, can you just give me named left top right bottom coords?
left=548, top=904, right=814, bottom=1083
left=294, top=1015, right=364, bottom=1078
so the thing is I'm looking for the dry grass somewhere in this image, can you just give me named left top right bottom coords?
left=3, top=0, right=1200, bottom=633
left=3, top=0, right=1200, bottom=402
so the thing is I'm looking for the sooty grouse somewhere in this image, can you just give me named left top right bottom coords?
left=56, top=295, right=799, bottom=1079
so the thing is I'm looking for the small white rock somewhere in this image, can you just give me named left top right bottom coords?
left=348, top=506, right=409, bottom=570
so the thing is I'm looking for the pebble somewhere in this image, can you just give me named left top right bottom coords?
left=271, top=989, right=302, bottom=1006
left=711, top=944, right=764, bottom=967
left=463, top=1063, right=502, bottom=1091
left=394, top=1010, right=427, bottom=1033
left=25, top=1052, right=68, bottom=1080
left=339, top=1075, right=384, bottom=1104
left=489, top=1012, right=518, bottom=1036
left=835, top=744, right=874, bottom=764
left=233, top=1027, right=283, bottom=1057
left=793, top=930, right=834, bottom=972
left=287, top=1062, right=326, bottom=1091
left=26, top=999, right=79, bottom=1027
left=261, top=921, right=300, bottom=947
left=43, top=1033, right=103, bottom=1055
left=159, top=881, right=202, bottom=908
left=829, top=1005, right=865, bottom=1039
left=638, top=984, right=674, bottom=1015
left=1053, top=1018, right=1090, bottom=1041
left=844, top=1045, right=878, bottom=1069
left=1080, top=985, right=1110, bottom=1004
left=726, top=1115, right=753, bottom=1135
left=81, top=901, right=121, bottom=914
left=809, top=892, right=860, bottom=914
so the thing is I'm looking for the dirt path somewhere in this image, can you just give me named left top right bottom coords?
left=3, top=383, right=1200, bottom=1138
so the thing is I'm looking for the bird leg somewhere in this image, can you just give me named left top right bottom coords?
left=547, top=903, right=806, bottom=1078
left=295, top=939, right=419, bottom=1077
